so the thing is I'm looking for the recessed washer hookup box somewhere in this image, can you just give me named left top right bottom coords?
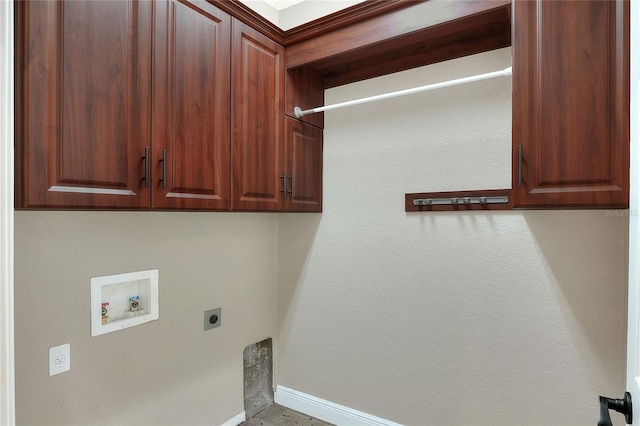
left=90, top=269, right=159, bottom=337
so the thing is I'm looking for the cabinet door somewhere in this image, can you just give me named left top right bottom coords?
left=284, top=117, right=323, bottom=212
left=512, top=0, right=629, bottom=208
left=16, top=0, right=152, bottom=208
left=152, top=0, right=231, bottom=210
left=231, top=19, right=285, bottom=211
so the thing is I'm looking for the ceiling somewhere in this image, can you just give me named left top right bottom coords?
left=262, top=0, right=306, bottom=11
left=241, top=0, right=367, bottom=30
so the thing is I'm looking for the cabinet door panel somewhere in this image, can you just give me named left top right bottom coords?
left=286, top=118, right=322, bottom=212
left=231, top=20, right=285, bottom=211
left=17, top=0, right=152, bottom=208
left=537, top=2, right=610, bottom=184
left=153, top=0, right=231, bottom=209
left=512, top=0, right=629, bottom=208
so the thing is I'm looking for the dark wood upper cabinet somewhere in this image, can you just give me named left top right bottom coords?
left=19, top=0, right=628, bottom=212
left=512, top=0, right=629, bottom=208
left=152, top=0, right=231, bottom=210
left=17, top=0, right=312, bottom=212
left=231, top=19, right=285, bottom=211
left=285, top=117, right=322, bottom=212
left=16, top=0, right=152, bottom=208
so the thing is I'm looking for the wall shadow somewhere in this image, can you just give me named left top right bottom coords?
left=522, top=210, right=628, bottom=394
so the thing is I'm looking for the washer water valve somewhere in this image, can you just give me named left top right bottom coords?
left=123, top=295, right=146, bottom=318
left=101, top=302, right=110, bottom=324
left=129, top=295, right=140, bottom=311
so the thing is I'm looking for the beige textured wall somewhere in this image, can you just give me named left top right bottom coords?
left=15, top=211, right=278, bottom=425
left=276, top=48, right=629, bottom=425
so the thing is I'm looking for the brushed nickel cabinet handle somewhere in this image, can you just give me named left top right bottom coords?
left=160, top=149, right=167, bottom=190
left=142, top=146, right=150, bottom=189
left=518, top=145, right=523, bottom=187
left=288, top=172, right=294, bottom=199
left=280, top=171, right=288, bottom=198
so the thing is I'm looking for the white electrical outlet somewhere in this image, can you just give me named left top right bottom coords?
left=49, top=343, right=70, bottom=376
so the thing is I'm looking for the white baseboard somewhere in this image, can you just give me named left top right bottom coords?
left=220, top=411, right=245, bottom=426
left=275, top=385, right=403, bottom=426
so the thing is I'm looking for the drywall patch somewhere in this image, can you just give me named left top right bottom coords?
left=243, top=338, right=274, bottom=418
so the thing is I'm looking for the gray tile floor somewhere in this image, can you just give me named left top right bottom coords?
left=240, top=403, right=335, bottom=426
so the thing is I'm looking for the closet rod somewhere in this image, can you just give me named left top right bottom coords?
left=293, top=66, right=512, bottom=118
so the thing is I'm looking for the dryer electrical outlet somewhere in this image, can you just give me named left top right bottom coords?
left=204, top=307, right=222, bottom=331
